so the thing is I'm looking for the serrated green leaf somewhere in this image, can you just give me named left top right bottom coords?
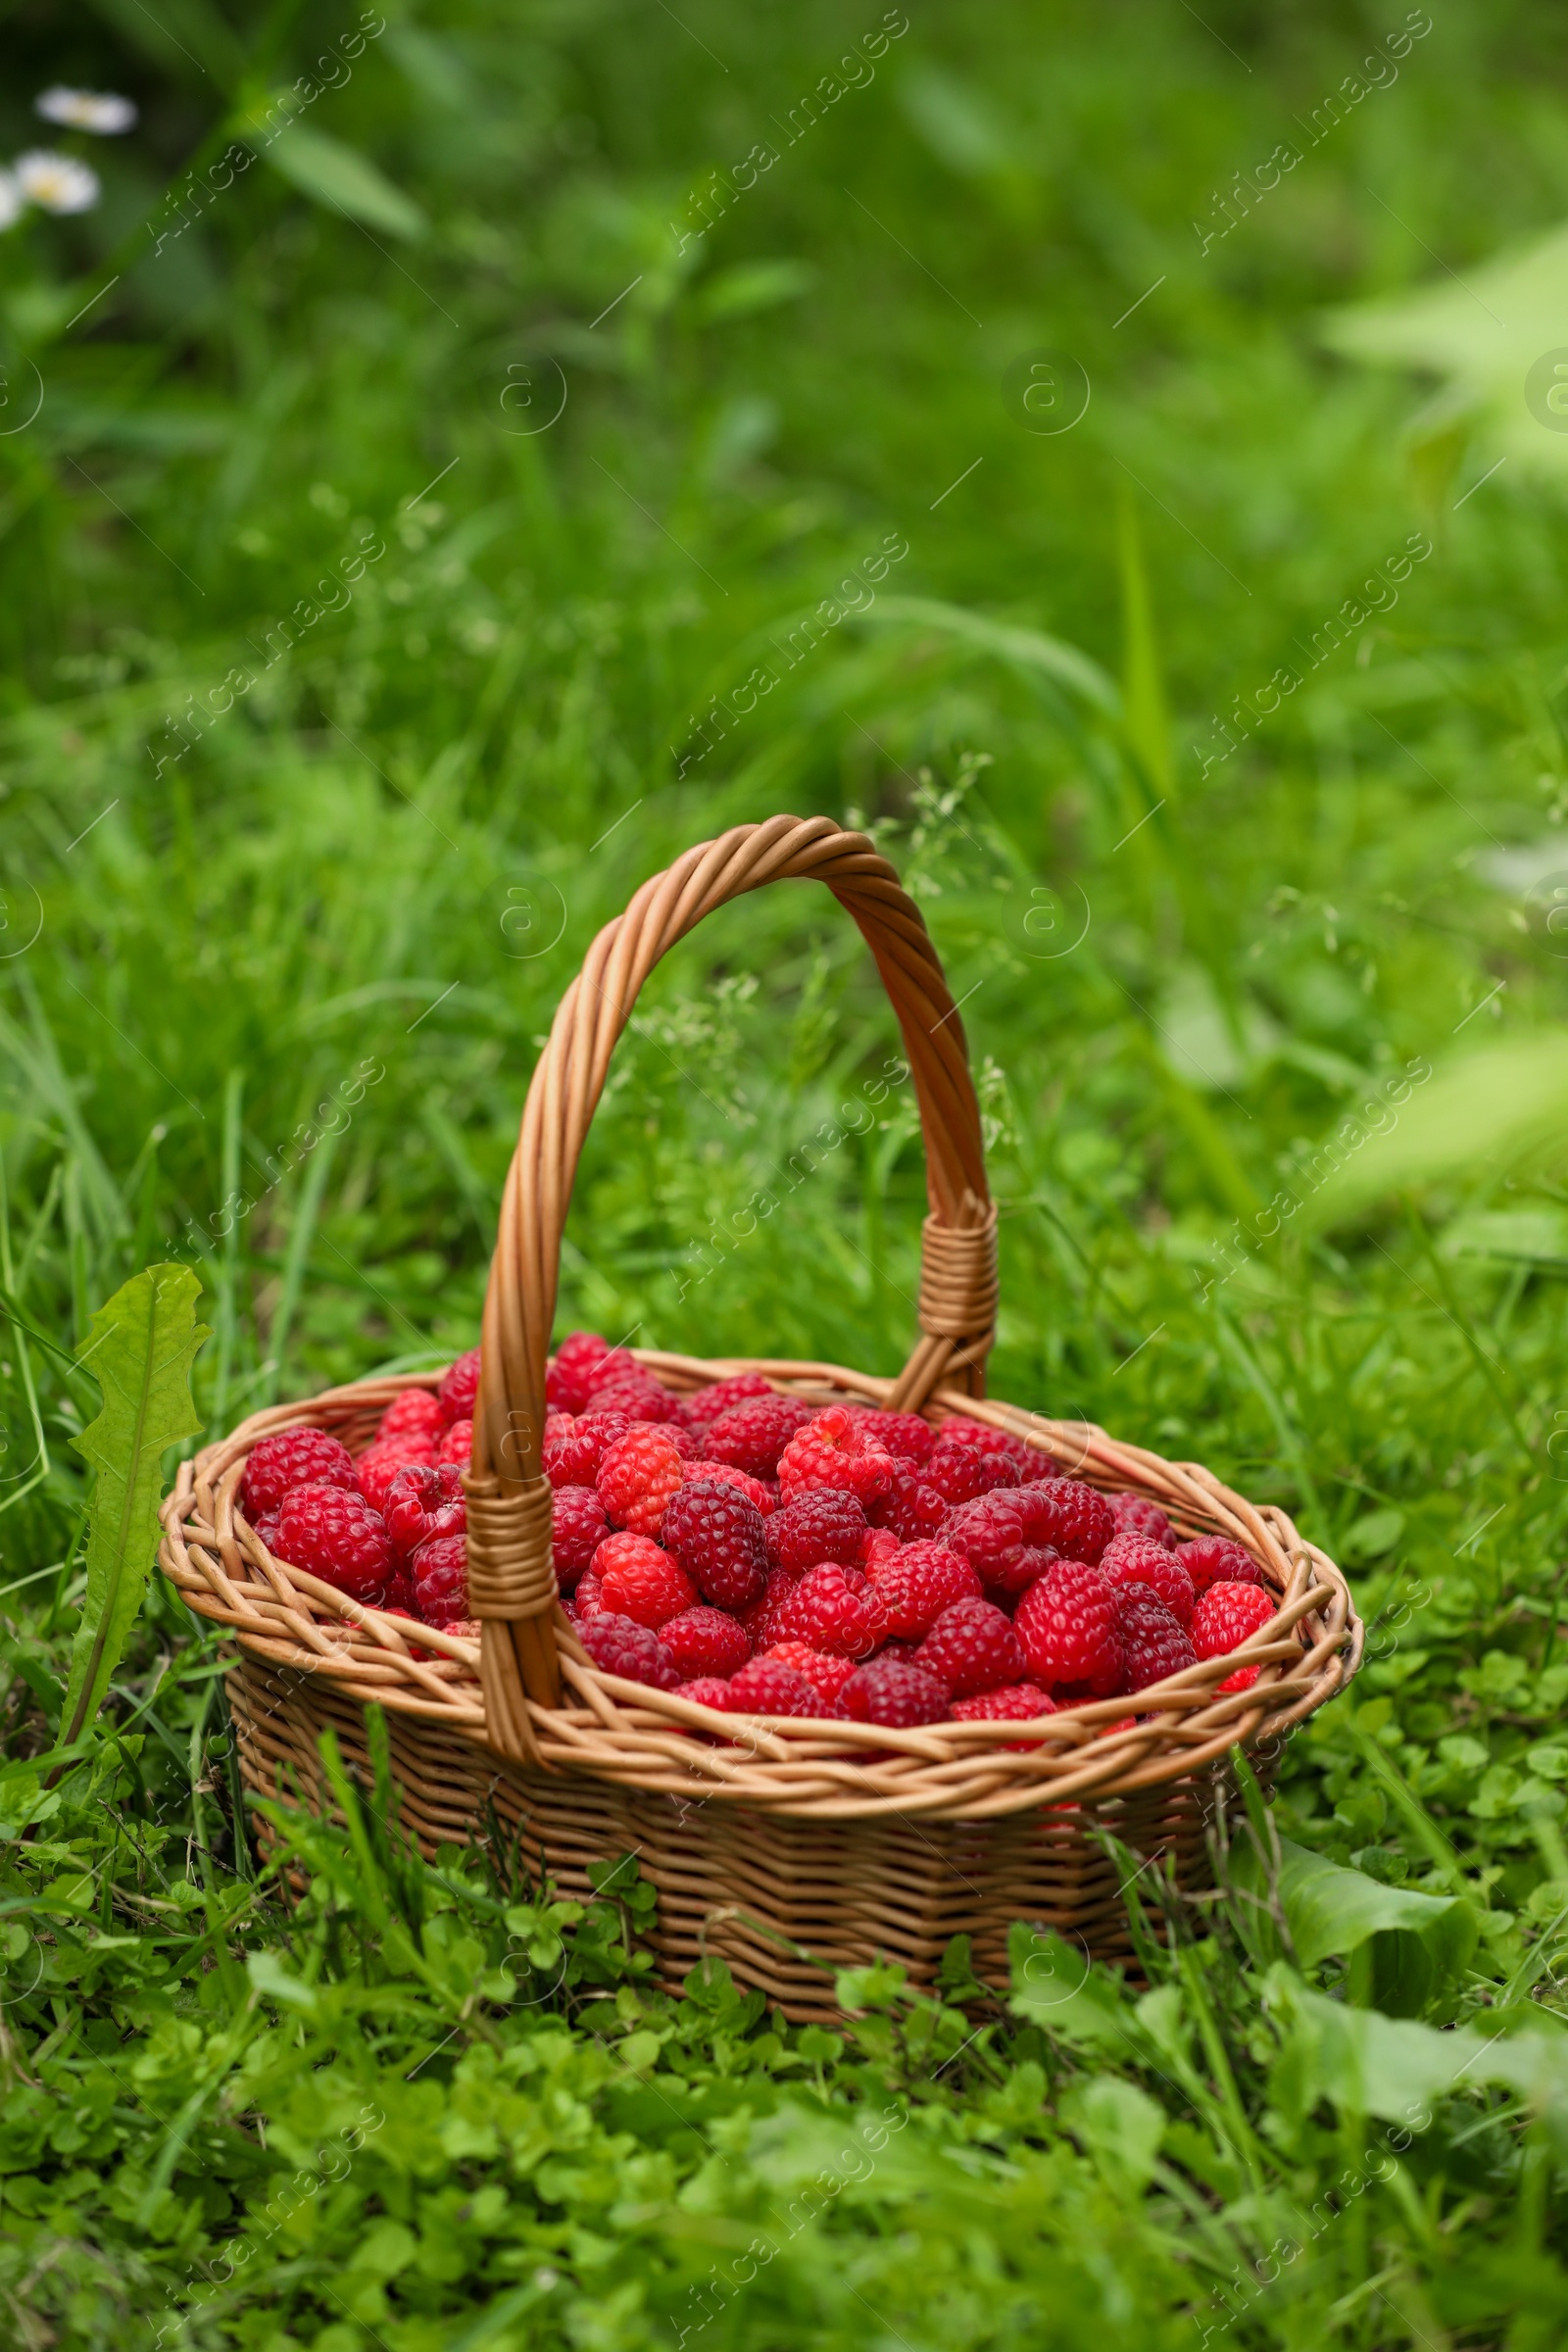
left=254, top=121, right=426, bottom=242
left=62, top=1265, right=208, bottom=1750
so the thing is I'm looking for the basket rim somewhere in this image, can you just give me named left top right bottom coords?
left=158, top=1352, right=1363, bottom=1824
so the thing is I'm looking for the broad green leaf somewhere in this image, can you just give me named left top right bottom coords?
left=253, top=121, right=427, bottom=242
left=1009, top=1925, right=1139, bottom=2050
left=62, top=1265, right=208, bottom=1750
left=1058, top=2077, right=1165, bottom=2194
left=858, top=595, right=1121, bottom=718
left=1235, top=1838, right=1476, bottom=2016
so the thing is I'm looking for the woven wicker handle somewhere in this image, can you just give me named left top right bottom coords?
left=465, top=814, right=996, bottom=1750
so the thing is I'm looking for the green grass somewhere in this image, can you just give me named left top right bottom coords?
left=6, top=0, right=1568, bottom=2342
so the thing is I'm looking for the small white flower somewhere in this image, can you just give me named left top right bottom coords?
left=35, top=86, right=137, bottom=135
left=14, top=150, right=101, bottom=215
left=0, top=172, right=23, bottom=232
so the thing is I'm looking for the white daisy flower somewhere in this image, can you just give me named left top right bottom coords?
left=0, top=172, right=23, bottom=232
left=14, top=150, right=101, bottom=215
left=35, top=86, right=137, bottom=135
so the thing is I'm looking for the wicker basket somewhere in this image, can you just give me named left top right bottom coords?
left=160, top=815, right=1362, bottom=2019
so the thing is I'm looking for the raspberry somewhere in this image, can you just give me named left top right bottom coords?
left=275, top=1484, right=394, bottom=1604
left=941, top=1493, right=1028, bottom=1588
left=437, top=1348, right=482, bottom=1427
left=585, top=1366, right=679, bottom=1424
left=598, top=1427, right=685, bottom=1536
left=679, top=1373, right=773, bottom=1437
left=914, top=1597, right=1024, bottom=1696
left=383, top=1462, right=466, bottom=1564
left=439, top=1418, right=472, bottom=1467
left=924, top=1438, right=1019, bottom=1507
left=863, top=1411, right=937, bottom=1466
left=1116, top=1585, right=1198, bottom=1692
left=570, top=1567, right=606, bottom=1621
left=1014, top=1561, right=1122, bottom=1696
left=1192, top=1581, right=1276, bottom=1660
left=760, top=1642, right=857, bottom=1702
left=863, top=1540, right=981, bottom=1638
left=706, top=1394, right=814, bottom=1478
left=724, top=1657, right=825, bottom=1718
left=241, top=1429, right=358, bottom=1519
left=862, top=1527, right=904, bottom=1572
left=662, top=1605, right=751, bottom=1680
left=1109, top=1493, right=1177, bottom=1549
left=870, top=1465, right=951, bottom=1544
left=775, top=1563, right=887, bottom=1658
left=765, top=1489, right=869, bottom=1575
left=938, top=1415, right=1036, bottom=1468
left=951, top=1683, right=1057, bottom=1723
left=546, top=1331, right=612, bottom=1412
left=412, top=1533, right=470, bottom=1629
left=877, top=1638, right=922, bottom=1666
left=684, top=1460, right=776, bottom=1513
left=544, top=1410, right=631, bottom=1489
left=676, top=1677, right=736, bottom=1711
left=1179, top=1536, right=1263, bottom=1595
left=1012, top=1478, right=1114, bottom=1566
left=1218, top=1665, right=1261, bottom=1693
left=660, top=1481, right=768, bottom=1610
left=579, top=1611, right=682, bottom=1690
left=594, top=1531, right=696, bottom=1626
left=665, top=1425, right=703, bottom=1460
left=1100, top=1533, right=1196, bottom=1627
left=841, top=1658, right=950, bottom=1728
left=551, top=1486, right=611, bottom=1591
left=776, top=1406, right=896, bottom=1506
left=376, top=1390, right=446, bottom=1446
left=356, top=1440, right=437, bottom=1516
left=252, top=1510, right=282, bottom=1554
left=739, top=1566, right=798, bottom=1650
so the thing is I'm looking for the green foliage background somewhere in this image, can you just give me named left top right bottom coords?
left=5, top=0, right=1568, bottom=2343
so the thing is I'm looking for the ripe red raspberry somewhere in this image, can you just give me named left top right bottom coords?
left=862, top=1527, right=903, bottom=1572
left=579, top=1611, right=681, bottom=1690
left=662, top=1605, right=751, bottom=1680
left=679, top=1373, right=773, bottom=1438
left=594, top=1532, right=696, bottom=1627
left=1014, top=1561, right=1122, bottom=1695
left=252, top=1510, right=282, bottom=1555
left=1179, top=1536, right=1262, bottom=1594
left=659, top=1481, right=768, bottom=1610
left=924, top=1439, right=1019, bottom=1507
left=664, top=1425, right=704, bottom=1460
left=1218, top=1665, right=1261, bottom=1693
left=384, top=1570, right=417, bottom=1617
left=1109, top=1493, right=1177, bottom=1549
left=241, top=1428, right=358, bottom=1520
left=765, top=1489, right=869, bottom=1575
left=706, top=1393, right=815, bottom=1477
left=941, top=1493, right=1028, bottom=1588
left=412, top=1533, right=470, bottom=1629
left=775, top=1563, right=887, bottom=1658
left=546, top=1330, right=612, bottom=1412
left=598, top=1427, right=685, bottom=1536
left=437, top=1348, right=482, bottom=1427
left=864, top=1540, right=981, bottom=1638
left=863, top=1411, right=937, bottom=1466
left=760, top=1642, right=857, bottom=1703
left=585, top=1366, right=680, bottom=1424
left=684, top=1460, right=776, bottom=1513
left=938, top=1417, right=1035, bottom=1471
left=1192, top=1581, right=1276, bottom=1660
left=376, top=1390, right=446, bottom=1446
left=544, top=1410, right=631, bottom=1490
left=676, top=1676, right=736, bottom=1711
left=439, top=1417, right=472, bottom=1467
left=383, top=1462, right=466, bottom=1564
left=1012, top=1478, right=1114, bottom=1566
left=724, top=1657, right=825, bottom=1717
left=870, top=1465, right=951, bottom=1544
left=1116, top=1585, right=1197, bottom=1692
left=570, top=1566, right=606, bottom=1621
left=356, top=1440, right=437, bottom=1516
left=275, top=1484, right=394, bottom=1603
left=776, top=1406, right=896, bottom=1506
left=1100, top=1533, right=1196, bottom=1628
left=739, top=1566, right=797, bottom=1650
left=914, top=1598, right=1024, bottom=1697
left=841, top=1658, right=950, bottom=1728
left=551, top=1485, right=610, bottom=1591
left=950, top=1683, right=1057, bottom=1723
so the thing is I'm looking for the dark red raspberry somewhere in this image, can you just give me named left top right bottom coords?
left=864, top=1411, right=937, bottom=1466
left=1109, top=1492, right=1177, bottom=1549
left=356, top=1440, right=437, bottom=1516
left=1179, top=1536, right=1263, bottom=1594
left=551, top=1486, right=610, bottom=1591
left=570, top=1566, right=606, bottom=1621
left=685, top=1460, right=776, bottom=1513
left=765, top=1489, right=869, bottom=1575
left=877, top=1638, right=922, bottom=1666
left=1117, top=1585, right=1197, bottom=1692
left=665, top=1425, right=703, bottom=1460
left=439, top=1417, right=472, bottom=1467
left=942, top=1492, right=1027, bottom=1587
left=241, top=1428, right=358, bottom=1519
left=585, top=1366, right=680, bottom=1424
left=870, top=1464, right=951, bottom=1544
left=914, top=1597, right=1024, bottom=1696
left=412, top=1533, right=469, bottom=1629
left=662, top=1605, right=751, bottom=1681
left=275, top=1484, right=394, bottom=1604
left=1192, top=1581, right=1276, bottom=1660
left=594, top=1532, right=696, bottom=1627
left=579, top=1611, right=681, bottom=1690
left=706, top=1394, right=815, bottom=1478
left=376, top=1390, right=446, bottom=1446
left=724, top=1657, right=825, bottom=1717
left=863, top=1540, right=981, bottom=1638
left=383, top=1569, right=417, bottom=1617
left=841, top=1658, right=951, bottom=1728
left=676, top=1676, right=735, bottom=1708
left=776, top=1563, right=887, bottom=1658
left=660, top=1481, right=768, bottom=1610
left=437, top=1348, right=482, bottom=1427
left=937, top=1416, right=1036, bottom=1471
left=383, top=1462, right=466, bottom=1564
left=739, top=1566, right=797, bottom=1650
left=1100, top=1533, right=1196, bottom=1628
left=1014, top=1560, right=1122, bottom=1695
left=924, top=1439, right=1019, bottom=1507
left=252, top=1510, right=282, bottom=1554
left=1012, top=1478, right=1114, bottom=1566
left=950, top=1683, right=1057, bottom=1723
left=598, top=1427, right=685, bottom=1536
left=546, top=1330, right=612, bottom=1412
left=543, top=1410, right=631, bottom=1490
left=760, top=1641, right=857, bottom=1702
left=679, top=1373, right=773, bottom=1438
left=777, top=1406, right=896, bottom=1506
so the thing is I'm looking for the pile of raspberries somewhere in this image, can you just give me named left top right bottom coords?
left=239, top=1330, right=1281, bottom=1731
